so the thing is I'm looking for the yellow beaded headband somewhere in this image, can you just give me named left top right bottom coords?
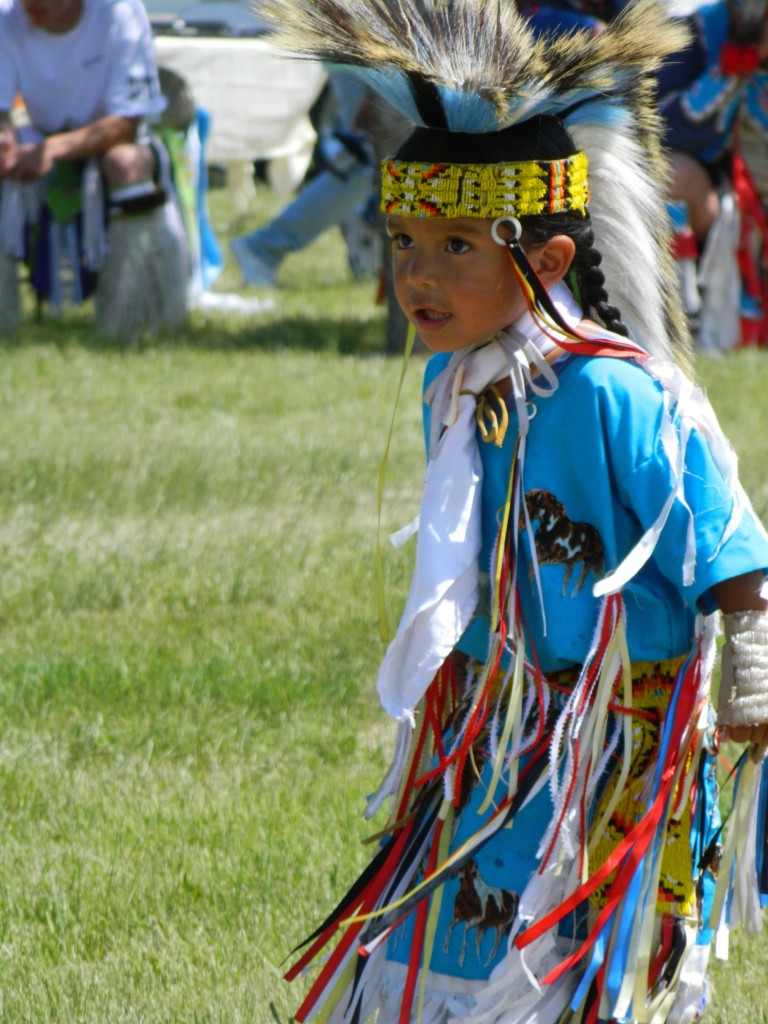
left=381, top=152, right=589, bottom=219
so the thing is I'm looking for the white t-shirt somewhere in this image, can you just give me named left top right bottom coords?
left=0, top=0, right=166, bottom=134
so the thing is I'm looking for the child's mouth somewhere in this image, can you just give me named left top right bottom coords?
left=414, top=308, right=451, bottom=329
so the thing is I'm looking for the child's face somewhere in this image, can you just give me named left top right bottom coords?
left=389, top=215, right=530, bottom=353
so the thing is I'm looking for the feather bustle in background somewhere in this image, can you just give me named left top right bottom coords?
left=257, top=0, right=692, bottom=365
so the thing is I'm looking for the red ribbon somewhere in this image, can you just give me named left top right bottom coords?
left=515, top=650, right=702, bottom=988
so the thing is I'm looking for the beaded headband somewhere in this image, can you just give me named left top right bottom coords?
left=380, top=153, right=589, bottom=219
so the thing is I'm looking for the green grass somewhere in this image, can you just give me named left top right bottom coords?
left=0, top=180, right=766, bottom=1021
left=0, top=351, right=413, bottom=1023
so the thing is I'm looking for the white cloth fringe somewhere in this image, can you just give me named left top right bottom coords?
left=731, top=755, right=767, bottom=933
left=0, top=177, right=46, bottom=259
left=709, top=752, right=767, bottom=941
left=365, top=717, right=413, bottom=819
left=456, top=937, right=579, bottom=1024
left=697, top=191, right=742, bottom=355
left=82, top=159, right=108, bottom=271
left=374, top=378, right=485, bottom=723
left=377, top=962, right=480, bottom=1024
left=665, top=943, right=711, bottom=1024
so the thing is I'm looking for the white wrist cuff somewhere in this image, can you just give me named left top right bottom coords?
left=717, top=609, right=768, bottom=727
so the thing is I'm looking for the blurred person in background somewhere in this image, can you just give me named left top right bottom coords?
left=231, top=70, right=381, bottom=289
left=517, top=0, right=631, bottom=35
left=657, top=0, right=768, bottom=349
left=0, top=0, right=190, bottom=338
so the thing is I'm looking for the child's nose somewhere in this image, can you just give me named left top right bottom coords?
left=406, top=250, right=438, bottom=287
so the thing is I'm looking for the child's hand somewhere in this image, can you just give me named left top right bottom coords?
left=4, top=141, right=52, bottom=182
left=719, top=722, right=768, bottom=748
left=0, top=124, right=17, bottom=179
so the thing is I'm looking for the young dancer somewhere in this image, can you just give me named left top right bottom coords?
left=258, top=1, right=768, bottom=1020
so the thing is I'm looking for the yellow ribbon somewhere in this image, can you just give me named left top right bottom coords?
left=376, top=322, right=418, bottom=643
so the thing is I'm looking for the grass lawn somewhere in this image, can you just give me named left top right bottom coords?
left=0, top=178, right=766, bottom=1022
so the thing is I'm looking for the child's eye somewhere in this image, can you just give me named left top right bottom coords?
left=447, top=237, right=470, bottom=254
left=393, top=233, right=414, bottom=250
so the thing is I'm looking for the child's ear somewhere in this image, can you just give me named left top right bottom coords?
left=531, top=235, right=576, bottom=285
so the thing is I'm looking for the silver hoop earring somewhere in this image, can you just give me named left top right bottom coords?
left=491, top=217, right=522, bottom=247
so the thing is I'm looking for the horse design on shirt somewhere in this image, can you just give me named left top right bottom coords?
left=520, top=488, right=605, bottom=597
left=443, top=859, right=520, bottom=967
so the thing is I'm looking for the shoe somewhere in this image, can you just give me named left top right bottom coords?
left=230, top=236, right=278, bottom=288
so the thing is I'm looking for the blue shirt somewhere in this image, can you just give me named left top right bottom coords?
left=423, top=350, right=768, bottom=672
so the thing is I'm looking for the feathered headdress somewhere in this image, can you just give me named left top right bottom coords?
left=257, top=0, right=691, bottom=363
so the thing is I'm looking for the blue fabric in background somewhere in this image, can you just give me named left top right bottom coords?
left=195, top=107, right=223, bottom=290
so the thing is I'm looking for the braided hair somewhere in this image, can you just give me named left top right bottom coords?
left=394, top=116, right=630, bottom=337
left=520, top=209, right=630, bottom=338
